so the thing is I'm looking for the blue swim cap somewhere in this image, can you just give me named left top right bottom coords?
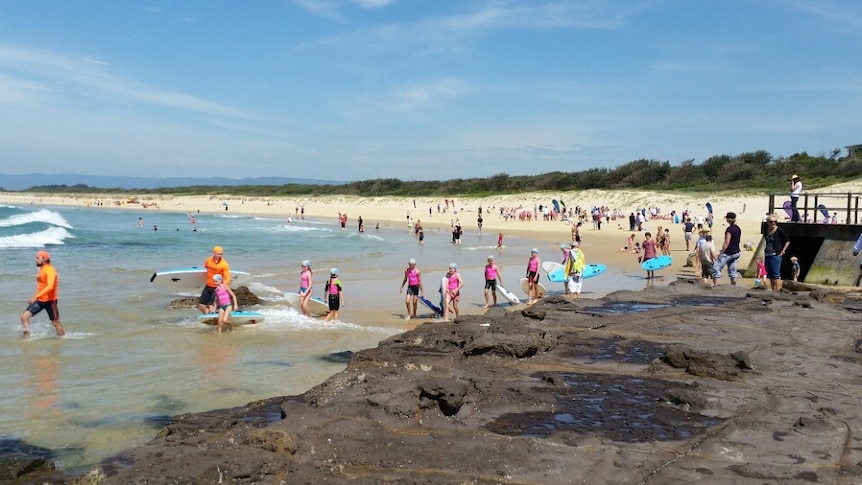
left=330, top=268, right=339, bottom=275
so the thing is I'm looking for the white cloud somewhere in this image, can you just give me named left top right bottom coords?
left=291, top=0, right=345, bottom=21
left=0, top=45, right=253, bottom=119
left=350, top=0, right=396, bottom=9
left=784, top=0, right=862, bottom=29
left=388, top=78, right=469, bottom=112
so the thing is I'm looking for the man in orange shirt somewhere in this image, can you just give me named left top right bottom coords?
left=198, top=245, right=231, bottom=314
left=20, top=250, right=65, bottom=338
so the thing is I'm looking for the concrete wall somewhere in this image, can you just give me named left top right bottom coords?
left=805, top=239, right=860, bottom=286
left=745, top=222, right=862, bottom=286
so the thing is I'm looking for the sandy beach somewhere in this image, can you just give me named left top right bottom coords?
left=10, top=181, right=862, bottom=326
left=1, top=187, right=779, bottom=284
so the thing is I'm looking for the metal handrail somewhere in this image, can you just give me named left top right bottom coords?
left=767, top=193, right=860, bottom=224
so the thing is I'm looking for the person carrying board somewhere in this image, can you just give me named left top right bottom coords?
left=565, top=242, right=586, bottom=299
left=199, top=245, right=231, bottom=314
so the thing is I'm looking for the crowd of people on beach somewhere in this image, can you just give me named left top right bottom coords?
left=22, top=174, right=862, bottom=338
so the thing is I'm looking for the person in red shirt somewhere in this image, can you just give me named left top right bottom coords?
left=20, top=250, right=65, bottom=338
left=198, top=245, right=231, bottom=314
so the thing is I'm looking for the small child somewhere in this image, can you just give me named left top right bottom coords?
left=790, top=256, right=800, bottom=282
left=324, top=268, right=343, bottom=321
left=755, top=257, right=767, bottom=287
left=213, top=274, right=238, bottom=334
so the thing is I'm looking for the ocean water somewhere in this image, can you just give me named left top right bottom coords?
left=0, top=202, right=649, bottom=471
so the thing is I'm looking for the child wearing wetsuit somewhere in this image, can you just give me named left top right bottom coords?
left=324, top=268, right=343, bottom=322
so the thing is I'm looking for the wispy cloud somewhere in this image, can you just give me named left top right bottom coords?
left=0, top=45, right=253, bottom=119
left=291, top=0, right=346, bottom=21
left=434, top=1, right=644, bottom=32
left=388, top=78, right=469, bottom=112
left=784, top=0, right=862, bottom=29
left=290, top=1, right=652, bottom=57
left=350, top=0, right=396, bottom=9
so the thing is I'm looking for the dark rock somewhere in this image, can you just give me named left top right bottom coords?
left=0, top=453, right=53, bottom=481
left=233, top=286, right=261, bottom=306
left=169, top=286, right=260, bottom=309
left=87, top=283, right=862, bottom=484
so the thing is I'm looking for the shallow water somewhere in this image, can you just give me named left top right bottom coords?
left=0, top=201, right=654, bottom=468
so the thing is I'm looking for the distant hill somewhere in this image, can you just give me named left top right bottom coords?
left=0, top=173, right=341, bottom=191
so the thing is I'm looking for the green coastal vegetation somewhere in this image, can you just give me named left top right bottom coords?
left=18, top=149, right=862, bottom=197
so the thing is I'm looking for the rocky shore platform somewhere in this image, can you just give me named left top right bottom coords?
left=10, top=279, right=862, bottom=484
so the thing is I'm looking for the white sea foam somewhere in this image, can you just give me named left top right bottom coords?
left=0, top=209, right=73, bottom=228
left=0, top=226, right=74, bottom=249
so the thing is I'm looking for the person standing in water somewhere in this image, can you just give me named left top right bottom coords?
left=20, top=250, right=65, bottom=339
left=399, top=259, right=423, bottom=320
left=324, top=268, right=343, bottom=322
left=483, top=256, right=501, bottom=308
left=298, top=260, right=314, bottom=317
left=212, top=274, right=238, bottom=335
left=198, top=246, right=231, bottom=314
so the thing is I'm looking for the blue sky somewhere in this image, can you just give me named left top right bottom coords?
left=1, top=0, right=860, bottom=183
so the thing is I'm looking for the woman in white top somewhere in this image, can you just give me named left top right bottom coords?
left=789, top=174, right=802, bottom=223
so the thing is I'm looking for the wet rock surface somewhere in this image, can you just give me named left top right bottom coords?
left=21, top=281, right=862, bottom=483
left=167, top=286, right=261, bottom=310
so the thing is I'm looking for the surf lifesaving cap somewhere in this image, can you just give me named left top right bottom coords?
left=302, top=260, right=311, bottom=267
left=330, top=268, right=339, bottom=275
left=449, top=263, right=457, bottom=269
left=213, top=246, right=224, bottom=254
left=36, top=250, right=50, bottom=260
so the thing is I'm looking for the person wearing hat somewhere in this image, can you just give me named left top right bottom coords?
left=712, top=212, right=742, bottom=286
left=483, top=255, right=502, bottom=308
left=763, top=213, right=791, bottom=290
left=443, top=263, right=463, bottom=321
left=211, top=274, right=238, bottom=335
left=324, top=268, right=343, bottom=322
left=399, top=258, right=423, bottom=320
left=20, top=250, right=65, bottom=338
left=788, top=174, right=802, bottom=223
left=525, top=248, right=542, bottom=304
left=299, top=260, right=314, bottom=317
left=697, top=229, right=717, bottom=283
left=199, top=245, right=231, bottom=314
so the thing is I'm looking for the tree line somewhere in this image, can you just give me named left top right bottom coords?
left=16, top=149, right=862, bottom=197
